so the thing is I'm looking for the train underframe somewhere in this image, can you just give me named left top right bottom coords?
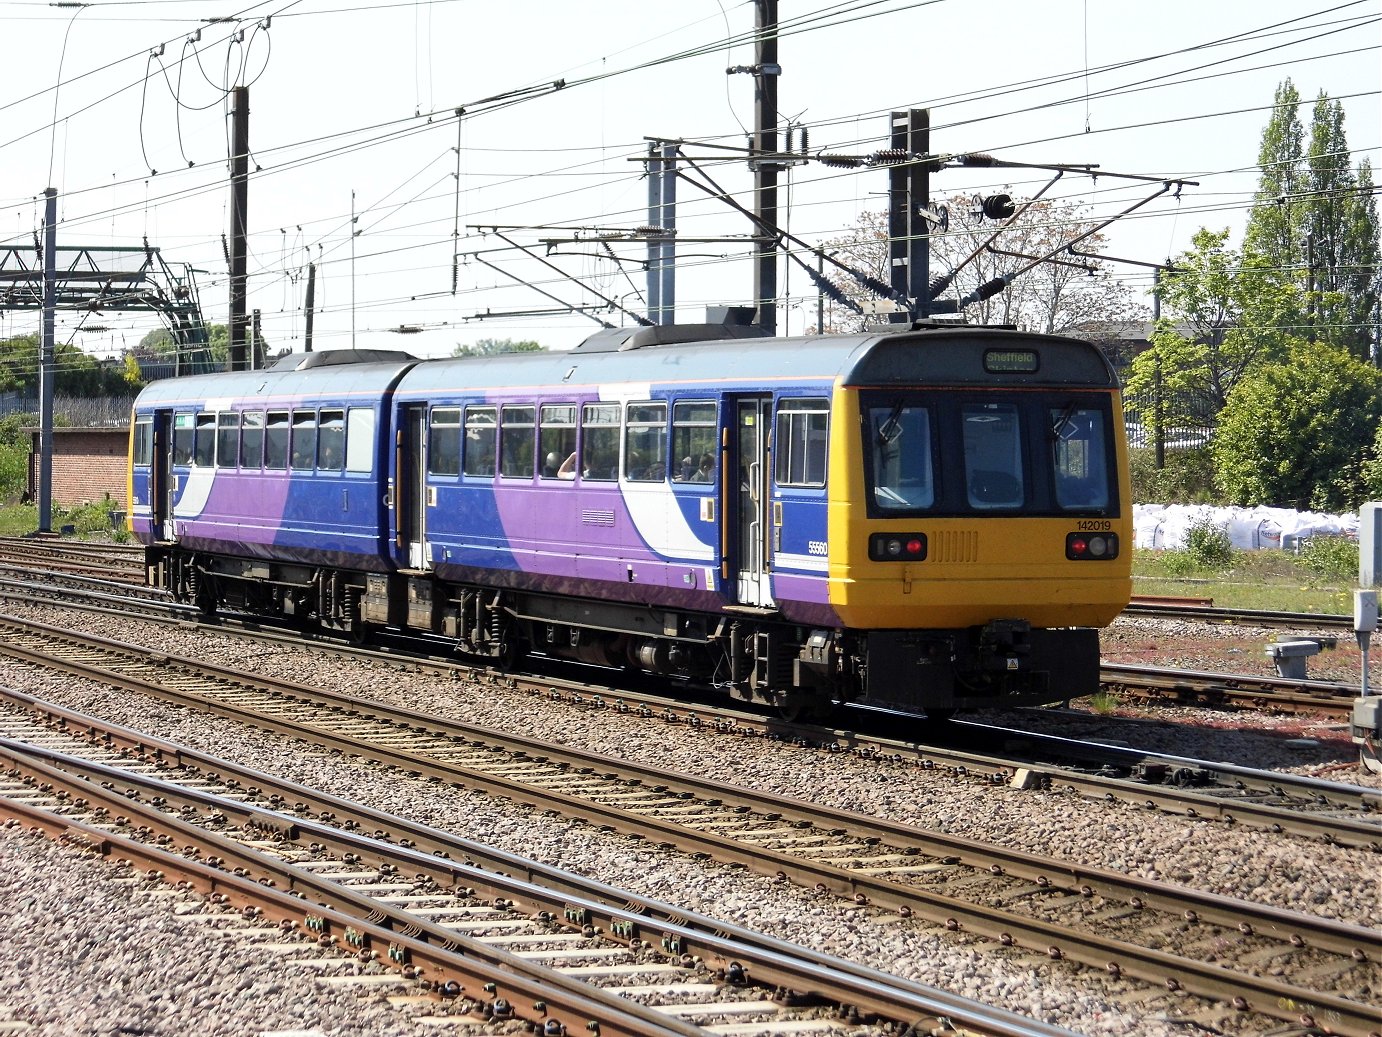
left=152, top=548, right=1098, bottom=721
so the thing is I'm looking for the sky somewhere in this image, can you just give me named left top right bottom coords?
left=0, top=0, right=1377, bottom=360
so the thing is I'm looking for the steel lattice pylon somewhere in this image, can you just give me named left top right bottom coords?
left=0, top=240, right=214, bottom=375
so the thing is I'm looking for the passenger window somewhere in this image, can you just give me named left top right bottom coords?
left=1051, top=406, right=1109, bottom=509
left=172, top=413, right=194, bottom=466
left=962, top=403, right=1024, bottom=509
left=428, top=408, right=460, bottom=477
left=318, top=410, right=345, bottom=471
left=500, top=406, right=535, bottom=478
left=193, top=413, right=216, bottom=467
left=291, top=411, right=316, bottom=471
left=581, top=404, right=619, bottom=482
left=216, top=413, right=239, bottom=468
left=345, top=408, right=374, bottom=473
left=625, top=402, right=667, bottom=481
left=132, top=419, right=152, bottom=467
left=241, top=412, right=265, bottom=469
left=775, top=398, right=829, bottom=487
left=463, top=406, right=496, bottom=477
left=671, top=401, right=716, bottom=484
left=539, top=405, right=578, bottom=480
left=264, top=412, right=290, bottom=470
left=868, top=402, right=934, bottom=510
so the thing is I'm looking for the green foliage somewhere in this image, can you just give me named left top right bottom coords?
left=0, top=441, right=28, bottom=503
left=1298, top=535, right=1360, bottom=583
left=0, top=335, right=132, bottom=396
left=1365, top=422, right=1382, bottom=498
left=1124, top=229, right=1301, bottom=433
left=1212, top=341, right=1382, bottom=511
left=452, top=337, right=544, bottom=358
left=1128, top=445, right=1219, bottom=504
left=1184, top=519, right=1233, bottom=570
left=1087, top=690, right=1120, bottom=715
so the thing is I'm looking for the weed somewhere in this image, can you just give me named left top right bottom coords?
left=1297, top=535, right=1360, bottom=583
left=1184, top=519, right=1233, bottom=570
left=1087, top=690, right=1121, bottom=715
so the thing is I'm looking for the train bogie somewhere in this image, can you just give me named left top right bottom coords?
left=129, top=324, right=1132, bottom=720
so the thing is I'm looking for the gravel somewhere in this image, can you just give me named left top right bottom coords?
left=0, top=601, right=1377, bottom=1037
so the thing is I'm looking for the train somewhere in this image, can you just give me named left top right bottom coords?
left=128, top=321, right=1133, bottom=721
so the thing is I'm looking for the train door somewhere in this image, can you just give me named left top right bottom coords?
left=150, top=410, right=175, bottom=542
left=397, top=404, right=430, bottom=570
left=733, top=395, right=775, bottom=607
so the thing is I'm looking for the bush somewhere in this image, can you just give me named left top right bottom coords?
left=1129, top=446, right=1219, bottom=504
left=1184, top=519, right=1233, bottom=570
left=1298, top=536, right=1359, bottom=583
left=1212, top=342, right=1382, bottom=511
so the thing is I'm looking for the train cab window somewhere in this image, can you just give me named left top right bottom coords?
left=241, top=412, right=265, bottom=469
left=216, top=413, right=239, bottom=468
left=132, top=419, right=152, bottom=467
left=291, top=411, right=317, bottom=471
left=962, top=403, right=1024, bottom=509
left=581, top=404, right=619, bottom=482
left=427, top=408, right=460, bottom=477
left=775, top=398, right=829, bottom=488
left=345, top=408, right=374, bottom=473
left=318, top=410, right=345, bottom=471
left=462, top=406, right=496, bottom=477
left=625, top=402, right=667, bottom=481
left=671, top=401, right=716, bottom=484
left=500, top=406, right=535, bottom=478
left=172, top=413, right=195, bottom=466
left=868, top=401, right=934, bottom=510
left=1051, top=405, right=1110, bottom=509
left=194, top=413, right=216, bottom=467
left=538, top=405, right=578, bottom=480
left=264, top=412, right=290, bottom=470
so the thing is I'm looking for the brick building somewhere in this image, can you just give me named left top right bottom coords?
left=26, top=427, right=129, bottom=508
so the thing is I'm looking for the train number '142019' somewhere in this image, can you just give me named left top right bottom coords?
left=1076, top=520, right=1111, bottom=531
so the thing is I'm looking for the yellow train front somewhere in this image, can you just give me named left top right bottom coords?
left=818, top=327, right=1132, bottom=719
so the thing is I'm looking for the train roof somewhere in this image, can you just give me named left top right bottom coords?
left=392, top=324, right=1117, bottom=396
left=133, top=351, right=418, bottom=408
left=132, top=326, right=1117, bottom=409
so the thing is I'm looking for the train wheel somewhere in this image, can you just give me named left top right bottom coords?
left=774, top=690, right=836, bottom=724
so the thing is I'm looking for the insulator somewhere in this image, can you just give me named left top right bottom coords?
left=927, top=273, right=954, bottom=300
left=858, top=272, right=895, bottom=299
left=817, top=153, right=864, bottom=168
left=633, top=225, right=664, bottom=236
left=981, top=194, right=1016, bottom=220
left=975, top=276, right=1010, bottom=301
left=868, top=148, right=910, bottom=166
left=960, top=152, right=997, bottom=166
left=799, top=128, right=809, bottom=155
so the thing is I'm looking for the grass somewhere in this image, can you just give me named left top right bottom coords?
left=1132, top=544, right=1359, bottom=614
left=0, top=496, right=129, bottom=542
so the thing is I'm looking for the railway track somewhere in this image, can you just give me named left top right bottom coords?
left=1125, top=599, right=1363, bottom=632
left=0, top=613, right=1376, bottom=1036
left=0, top=587, right=1374, bottom=844
left=0, top=711, right=1063, bottom=1037
left=0, top=535, right=145, bottom=583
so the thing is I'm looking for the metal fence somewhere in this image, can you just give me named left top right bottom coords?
left=1122, top=389, right=1216, bottom=450
left=0, top=395, right=135, bottom=427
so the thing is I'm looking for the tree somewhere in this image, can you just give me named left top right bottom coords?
left=1242, top=82, right=1380, bottom=362
left=1212, top=341, right=1382, bottom=511
left=1243, top=80, right=1306, bottom=273
left=1124, top=228, right=1301, bottom=432
left=817, top=198, right=1145, bottom=334
left=452, top=337, right=545, bottom=357
left=0, top=334, right=133, bottom=397
left=1302, top=93, right=1379, bottom=359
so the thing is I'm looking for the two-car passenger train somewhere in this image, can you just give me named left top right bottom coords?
left=128, top=322, right=1132, bottom=720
